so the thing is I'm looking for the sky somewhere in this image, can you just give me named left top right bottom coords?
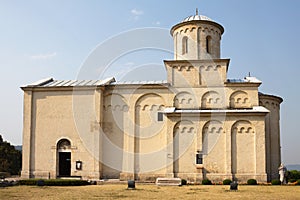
left=0, top=0, right=299, bottom=164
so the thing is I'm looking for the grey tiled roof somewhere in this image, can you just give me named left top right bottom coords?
left=22, top=77, right=169, bottom=88
left=182, top=15, right=213, bottom=22
left=23, top=77, right=116, bottom=87
left=111, top=80, right=168, bottom=85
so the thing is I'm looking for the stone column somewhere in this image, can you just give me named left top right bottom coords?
left=93, top=88, right=102, bottom=179
left=21, top=90, right=33, bottom=178
left=165, top=117, right=175, bottom=177
left=255, top=118, right=267, bottom=182
left=120, top=99, right=135, bottom=180
left=225, top=124, right=232, bottom=178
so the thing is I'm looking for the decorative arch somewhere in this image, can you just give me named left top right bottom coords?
left=231, top=120, right=255, bottom=134
left=134, top=93, right=165, bottom=178
left=206, top=65, right=214, bottom=71
left=231, top=120, right=255, bottom=176
left=135, top=93, right=165, bottom=110
left=201, top=91, right=223, bottom=109
left=173, top=120, right=195, bottom=176
left=230, top=91, right=250, bottom=108
left=104, top=93, right=128, bottom=112
left=173, top=120, right=194, bottom=135
left=202, top=120, right=224, bottom=155
left=57, top=138, right=71, bottom=152
left=173, top=91, right=196, bottom=109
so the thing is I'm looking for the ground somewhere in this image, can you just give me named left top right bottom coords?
left=1, top=184, right=300, bottom=200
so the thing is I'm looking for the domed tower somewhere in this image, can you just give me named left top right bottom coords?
left=170, top=10, right=224, bottom=60
left=165, top=11, right=229, bottom=87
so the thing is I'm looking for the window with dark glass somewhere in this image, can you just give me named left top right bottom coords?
left=196, top=153, right=203, bottom=164
left=182, top=36, right=188, bottom=54
left=157, top=112, right=163, bottom=121
left=206, top=36, right=212, bottom=54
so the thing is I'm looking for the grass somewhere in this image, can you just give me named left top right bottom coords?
left=0, top=184, right=299, bottom=200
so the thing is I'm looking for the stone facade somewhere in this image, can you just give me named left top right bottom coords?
left=21, top=13, right=282, bottom=183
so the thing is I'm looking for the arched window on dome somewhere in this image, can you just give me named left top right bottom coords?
left=206, top=36, right=212, bottom=54
left=182, top=36, right=188, bottom=55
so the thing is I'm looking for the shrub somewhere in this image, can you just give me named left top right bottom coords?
left=247, top=179, right=257, bottom=185
left=181, top=179, right=187, bottom=185
left=19, top=179, right=90, bottom=186
left=223, top=179, right=232, bottom=185
left=19, top=179, right=39, bottom=185
left=271, top=179, right=281, bottom=185
left=202, top=179, right=212, bottom=185
left=287, top=170, right=300, bottom=182
left=296, top=180, right=300, bottom=185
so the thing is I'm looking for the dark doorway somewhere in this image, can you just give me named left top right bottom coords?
left=59, top=152, right=71, bottom=177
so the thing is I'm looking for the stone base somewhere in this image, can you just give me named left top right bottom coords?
left=22, top=170, right=101, bottom=180
left=120, top=172, right=134, bottom=181
left=205, top=174, right=233, bottom=182
left=80, top=172, right=101, bottom=180
left=21, top=171, right=32, bottom=179
left=32, top=171, right=51, bottom=179
left=175, top=173, right=203, bottom=183
left=131, top=173, right=174, bottom=182
left=232, top=173, right=267, bottom=183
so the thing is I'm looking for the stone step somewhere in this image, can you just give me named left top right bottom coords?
left=58, top=176, right=82, bottom=180
left=155, top=178, right=181, bottom=186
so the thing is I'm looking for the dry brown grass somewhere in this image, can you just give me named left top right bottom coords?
left=0, top=184, right=299, bottom=200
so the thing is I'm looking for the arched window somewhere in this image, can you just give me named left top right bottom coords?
left=57, top=139, right=71, bottom=152
left=206, top=36, right=212, bottom=54
left=182, top=36, right=188, bottom=54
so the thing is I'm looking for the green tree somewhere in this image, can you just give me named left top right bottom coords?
left=0, top=135, right=22, bottom=175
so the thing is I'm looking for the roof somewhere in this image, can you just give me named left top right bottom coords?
left=259, top=92, right=283, bottom=103
left=110, top=80, right=168, bottom=85
left=163, top=106, right=269, bottom=114
left=21, top=77, right=169, bottom=89
left=22, top=77, right=116, bottom=88
left=182, top=15, right=213, bottom=23
left=227, top=76, right=262, bottom=84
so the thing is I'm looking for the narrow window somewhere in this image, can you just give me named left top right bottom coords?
left=157, top=112, right=163, bottom=121
left=196, top=153, right=203, bottom=164
left=206, top=36, right=212, bottom=53
left=182, top=36, right=188, bottom=54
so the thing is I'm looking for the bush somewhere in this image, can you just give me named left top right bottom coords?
left=181, top=179, right=187, bottom=185
left=296, top=180, right=300, bottom=185
left=287, top=170, right=300, bottom=182
left=223, top=179, right=232, bottom=185
left=247, top=179, right=257, bottom=185
left=271, top=179, right=281, bottom=185
left=202, top=179, right=212, bottom=185
left=19, top=179, right=90, bottom=186
left=19, top=179, right=39, bottom=185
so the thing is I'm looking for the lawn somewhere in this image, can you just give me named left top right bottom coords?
left=0, top=184, right=299, bottom=200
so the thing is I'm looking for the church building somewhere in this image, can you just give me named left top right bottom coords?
left=21, top=12, right=282, bottom=183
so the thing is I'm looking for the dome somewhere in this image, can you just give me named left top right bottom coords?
left=182, top=15, right=213, bottom=22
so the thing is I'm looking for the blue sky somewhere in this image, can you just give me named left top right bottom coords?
left=0, top=0, right=299, bottom=164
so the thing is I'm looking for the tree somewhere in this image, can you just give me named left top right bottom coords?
left=0, top=134, right=22, bottom=175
